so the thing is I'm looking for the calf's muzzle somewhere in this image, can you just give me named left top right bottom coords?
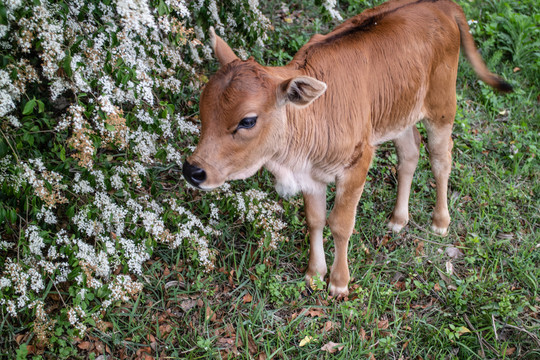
left=182, top=160, right=207, bottom=188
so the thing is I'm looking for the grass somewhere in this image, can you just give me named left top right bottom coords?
left=4, top=0, right=539, bottom=359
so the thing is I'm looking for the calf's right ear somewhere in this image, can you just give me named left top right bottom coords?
left=278, top=76, right=327, bottom=108
left=209, top=27, right=239, bottom=66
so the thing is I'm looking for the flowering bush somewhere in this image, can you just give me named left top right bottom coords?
left=0, top=0, right=288, bottom=346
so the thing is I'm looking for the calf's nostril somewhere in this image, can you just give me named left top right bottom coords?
left=191, top=167, right=206, bottom=182
left=182, top=160, right=207, bottom=187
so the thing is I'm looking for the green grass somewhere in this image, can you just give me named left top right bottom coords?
left=4, top=0, right=539, bottom=359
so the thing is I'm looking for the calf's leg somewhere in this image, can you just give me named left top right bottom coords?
left=303, top=186, right=328, bottom=284
left=388, top=125, right=421, bottom=232
left=424, top=121, right=454, bottom=235
left=327, top=144, right=374, bottom=297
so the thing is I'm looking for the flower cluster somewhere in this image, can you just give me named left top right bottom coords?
left=0, top=0, right=280, bottom=342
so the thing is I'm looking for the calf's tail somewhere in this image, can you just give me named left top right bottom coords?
left=453, top=7, right=513, bottom=92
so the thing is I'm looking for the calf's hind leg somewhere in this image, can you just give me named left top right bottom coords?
left=388, top=125, right=421, bottom=232
left=424, top=121, right=454, bottom=235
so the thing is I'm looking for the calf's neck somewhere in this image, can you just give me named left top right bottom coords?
left=183, top=0, right=512, bottom=296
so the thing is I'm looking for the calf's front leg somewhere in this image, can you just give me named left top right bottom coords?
left=327, top=144, right=374, bottom=297
left=303, top=185, right=328, bottom=284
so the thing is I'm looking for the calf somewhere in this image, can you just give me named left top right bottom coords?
left=183, top=0, right=511, bottom=296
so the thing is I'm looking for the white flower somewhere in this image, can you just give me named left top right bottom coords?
left=26, top=225, right=45, bottom=257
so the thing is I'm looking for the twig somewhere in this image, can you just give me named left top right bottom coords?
left=464, top=313, right=498, bottom=357
left=408, top=232, right=454, bottom=247
left=0, top=127, right=20, bottom=163
left=52, top=280, right=68, bottom=308
left=499, top=322, right=540, bottom=347
left=409, top=220, right=455, bottom=245
left=492, top=314, right=499, bottom=342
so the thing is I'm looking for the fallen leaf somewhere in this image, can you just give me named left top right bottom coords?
left=434, top=283, right=442, bottom=292
left=307, top=308, right=324, bottom=317
left=248, top=334, right=258, bottom=354
left=513, top=67, right=521, bottom=73
left=15, top=334, right=26, bottom=344
left=205, top=306, right=217, bottom=322
left=506, top=347, right=516, bottom=355
left=243, top=293, right=253, bottom=304
left=436, top=268, right=452, bottom=285
left=323, top=321, right=334, bottom=332
left=402, top=339, right=410, bottom=350
left=77, top=341, right=93, bottom=350
left=216, top=337, right=236, bottom=347
left=456, top=326, right=471, bottom=337
left=147, top=334, right=157, bottom=351
left=159, top=324, right=173, bottom=337
left=378, top=319, right=389, bottom=330
left=180, top=299, right=198, bottom=312
left=258, top=353, right=267, bottom=360
left=415, top=240, right=425, bottom=256
left=359, top=328, right=367, bottom=341
left=445, top=247, right=463, bottom=259
left=321, top=341, right=344, bottom=353
left=446, top=260, right=454, bottom=275
left=136, top=347, right=152, bottom=359
left=299, top=335, right=313, bottom=347
left=94, top=341, right=104, bottom=354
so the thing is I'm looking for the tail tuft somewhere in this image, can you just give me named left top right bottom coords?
left=491, top=76, right=513, bottom=93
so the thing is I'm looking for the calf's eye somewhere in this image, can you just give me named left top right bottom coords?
left=237, top=116, right=257, bottom=130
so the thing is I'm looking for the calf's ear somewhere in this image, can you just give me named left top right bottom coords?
left=209, top=27, right=239, bottom=66
left=278, top=76, right=327, bottom=107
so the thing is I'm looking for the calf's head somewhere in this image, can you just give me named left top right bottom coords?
left=183, top=28, right=327, bottom=190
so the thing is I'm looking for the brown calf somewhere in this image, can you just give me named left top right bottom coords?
left=183, top=0, right=511, bottom=296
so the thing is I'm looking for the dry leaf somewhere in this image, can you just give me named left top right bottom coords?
left=415, top=240, right=425, bottom=256
left=299, top=335, right=313, bottom=347
left=243, top=293, right=253, bottom=304
left=437, top=268, right=452, bottom=285
left=456, top=326, right=471, bottom=336
left=323, top=321, right=334, bottom=332
left=248, top=334, right=258, bottom=354
left=180, top=299, right=198, bottom=312
left=159, top=324, right=173, bottom=337
left=307, top=308, right=324, bottom=317
left=359, top=328, right=367, bottom=341
left=15, top=334, right=26, bottom=344
left=378, top=319, right=389, bottom=330
left=205, top=306, right=217, bottom=321
left=445, top=247, right=463, bottom=259
left=77, top=341, right=93, bottom=350
left=446, top=260, right=454, bottom=275
left=321, top=341, right=344, bottom=353
left=434, top=283, right=442, bottom=292
left=506, top=347, right=516, bottom=355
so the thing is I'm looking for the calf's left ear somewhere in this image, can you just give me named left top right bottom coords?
left=209, top=26, right=239, bottom=66
left=278, top=76, right=327, bottom=107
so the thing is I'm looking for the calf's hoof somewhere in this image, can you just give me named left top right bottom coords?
left=328, top=282, right=349, bottom=298
left=305, top=271, right=326, bottom=290
left=388, top=213, right=408, bottom=233
left=431, top=224, right=448, bottom=236
left=431, top=214, right=450, bottom=236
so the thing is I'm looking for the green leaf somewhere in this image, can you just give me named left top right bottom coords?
left=64, top=51, right=73, bottom=77
left=105, top=123, right=116, bottom=131
left=37, top=100, right=45, bottom=113
left=23, top=99, right=36, bottom=115
left=158, top=0, right=169, bottom=16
